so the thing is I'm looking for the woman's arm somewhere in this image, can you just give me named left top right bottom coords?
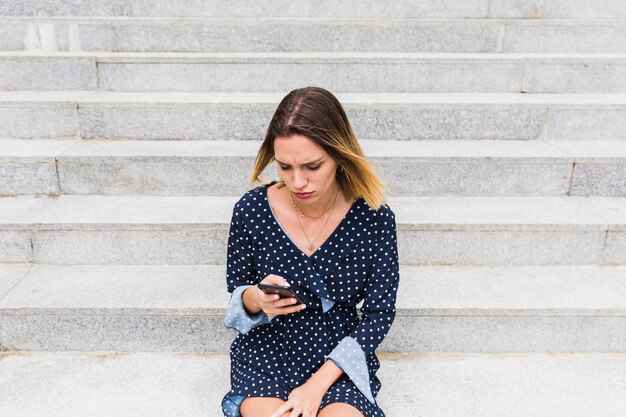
left=324, top=206, right=400, bottom=404
left=223, top=205, right=274, bottom=334
left=242, top=285, right=262, bottom=315
left=270, top=360, right=344, bottom=417
left=306, top=359, right=344, bottom=391
left=224, top=204, right=303, bottom=333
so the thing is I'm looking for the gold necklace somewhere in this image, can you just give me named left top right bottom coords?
left=290, top=188, right=340, bottom=221
left=289, top=188, right=340, bottom=252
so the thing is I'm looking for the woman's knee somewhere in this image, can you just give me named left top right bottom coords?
left=318, top=402, right=365, bottom=417
left=240, top=396, right=290, bottom=417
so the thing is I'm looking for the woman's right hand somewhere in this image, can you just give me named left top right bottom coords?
left=252, top=274, right=307, bottom=317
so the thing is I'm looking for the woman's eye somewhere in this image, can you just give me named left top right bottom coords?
left=278, top=164, right=320, bottom=170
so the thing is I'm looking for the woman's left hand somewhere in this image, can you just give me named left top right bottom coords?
left=270, top=381, right=326, bottom=417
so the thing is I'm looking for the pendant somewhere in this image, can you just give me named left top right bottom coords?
left=308, top=244, right=315, bottom=251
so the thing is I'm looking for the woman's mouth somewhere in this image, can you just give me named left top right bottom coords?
left=294, top=192, right=314, bottom=199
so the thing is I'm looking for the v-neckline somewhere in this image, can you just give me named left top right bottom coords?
left=263, top=182, right=359, bottom=260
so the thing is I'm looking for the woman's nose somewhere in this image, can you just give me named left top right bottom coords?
left=292, top=170, right=307, bottom=189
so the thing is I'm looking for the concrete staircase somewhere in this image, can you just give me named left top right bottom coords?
left=1, top=1, right=625, bottom=416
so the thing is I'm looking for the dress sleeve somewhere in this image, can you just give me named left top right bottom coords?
left=324, top=207, right=400, bottom=404
left=223, top=206, right=276, bottom=335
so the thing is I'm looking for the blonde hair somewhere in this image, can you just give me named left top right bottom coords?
left=250, top=87, right=386, bottom=210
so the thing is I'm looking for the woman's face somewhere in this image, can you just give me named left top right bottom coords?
left=273, top=134, right=339, bottom=207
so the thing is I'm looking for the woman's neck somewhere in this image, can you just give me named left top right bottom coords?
left=288, top=185, right=341, bottom=219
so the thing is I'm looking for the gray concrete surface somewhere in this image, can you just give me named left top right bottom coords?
left=3, top=91, right=625, bottom=141
left=2, top=139, right=626, bottom=196
left=1, top=264, right=625, bottom=352
left=3, top=52, right=626, bottom=93
left=68, top=94, right=576, bottom=141
left=0, top=194, right=624, bottom=265
left=3, top=0, right=626, bottom=19
left=2, top=18, right=626, bottom=54
left=0, top=0, right=489, bottom=18
left=1, top=351, right=625, bottom=416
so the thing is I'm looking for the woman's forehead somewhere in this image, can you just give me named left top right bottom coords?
left=273, top=134, right=328, bottom=162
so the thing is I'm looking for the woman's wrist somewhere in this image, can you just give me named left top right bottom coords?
left=242, top=286, right=262, bottom=315
left=305, top=359, right=344, bottom=394
left=303, top=378, right=329, bottom=397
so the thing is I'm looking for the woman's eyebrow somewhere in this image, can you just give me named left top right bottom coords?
left=275, top=157, right=324, bottom=165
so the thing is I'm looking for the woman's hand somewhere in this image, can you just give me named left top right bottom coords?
left=253, top=274, right=307, bottom=317
left=270, top=382, right=326, bottom=417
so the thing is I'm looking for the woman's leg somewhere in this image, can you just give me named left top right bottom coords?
left=240, top=397, right=290, bottom=417
left=318, top=402, right=365, bottom=417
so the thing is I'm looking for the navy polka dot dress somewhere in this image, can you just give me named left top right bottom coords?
left=221, top=181, right=400, bottom=417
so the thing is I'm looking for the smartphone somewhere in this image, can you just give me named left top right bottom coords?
left=257, top=283, right=305, bottom=305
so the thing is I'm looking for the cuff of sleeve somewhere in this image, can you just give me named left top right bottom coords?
left=224, top=285, right=274, bottom=334
left=325, top=336, right=376, bottom=404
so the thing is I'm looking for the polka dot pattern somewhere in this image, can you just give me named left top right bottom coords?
left=221, top=182, right=400, bottom=417
left=326, top=336, right=375, bottom=403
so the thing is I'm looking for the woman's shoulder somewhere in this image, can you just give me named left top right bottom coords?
left=347, top=198, right=395, bottom=238
left=359, top=198, right=395, bottom=222
left=231, top=183, right=268, bottom=219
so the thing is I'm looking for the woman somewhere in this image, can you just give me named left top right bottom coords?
left=221, top=87, right=400, bottom=417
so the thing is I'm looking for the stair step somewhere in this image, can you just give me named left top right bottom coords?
left=2, top=0, right=625, bottom=19
left=0, top=263, right=30, bottom=296
left=2, top=91, right=626, bottom=141
left=2, top=350, right=624, bottom=416
left=2, top=139, right=626, bottom=196
left=491, top=0, right=626, bottom=20
left=2, top=18, right=626, bottom=53
left=2, top=52, right=626, bottom=93
left=1, top=194, right=624, bottom=265
left=1, top=264, right=625, bottom=352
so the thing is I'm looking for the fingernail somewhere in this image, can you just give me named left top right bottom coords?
left=274, top=295, right=279, bottom=300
